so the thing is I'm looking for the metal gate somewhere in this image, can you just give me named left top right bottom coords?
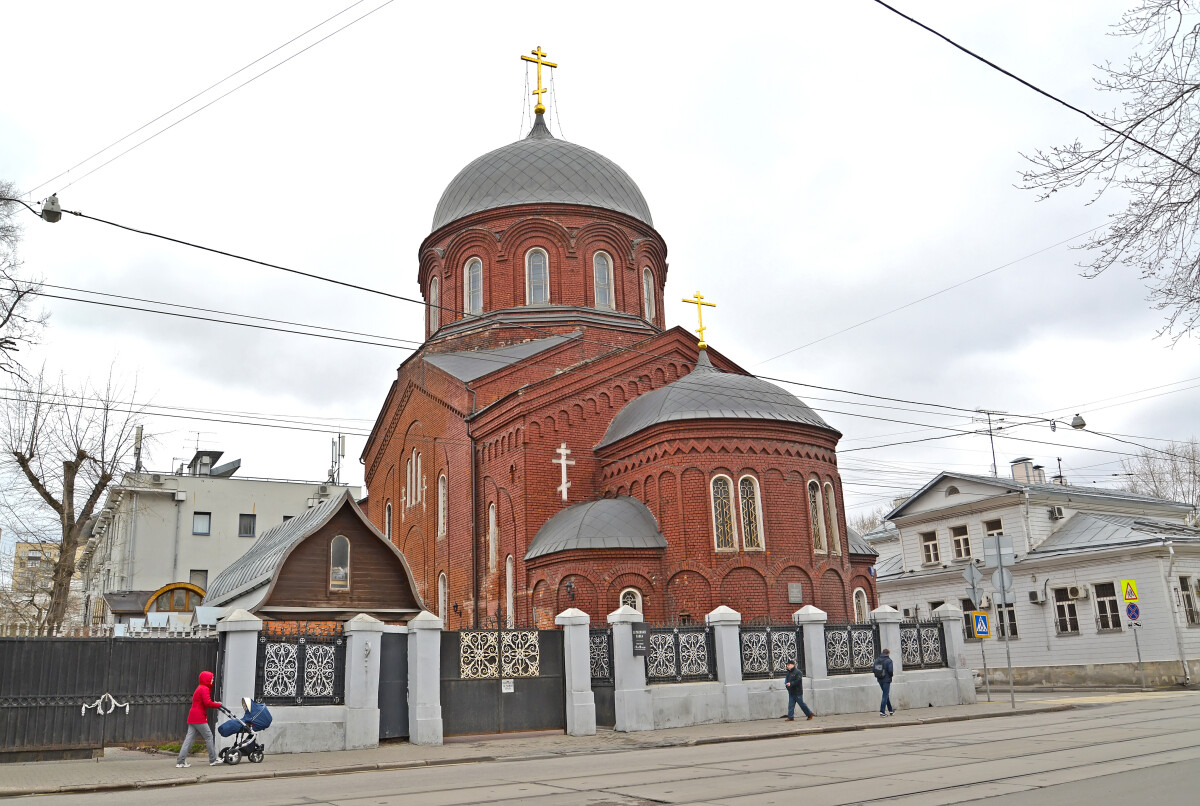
left=0, top=636, right=219, bottom=762
left=378, top=630, right=409, bottom=739
left=440, top=624, right=565, bottom=736
left=590, top=627, right=615, bottom=728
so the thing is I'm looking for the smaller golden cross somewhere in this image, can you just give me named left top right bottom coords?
left=682, top=291, right=716, bottom=349
left=520, top=45, right=558, bottom=115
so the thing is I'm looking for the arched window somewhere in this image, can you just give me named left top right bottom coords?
left=505, top=555, right=514, bottom=628
left=642, top=267, right=655, bottom=321
left=415, top=451, right=422, bottom=505
left=853, top=588, right=869, bottom=623
left=945, top=485, right=960, bottom=497
left=711, top=475, right=737, bottom=551
left=620, top=587, right=642, bottom=612
left=438, top=572, right=448, bottom=623
left=526, top=249, right=549, bottom=305
left=825, top=482, right=841, bottom=555
left=384, top=501, right=392, bottom=541
left=437, top=474, right=447, bottom=538
left=593, top=252, right=613, bottom=309
left=464, top=257, right=483, bottom=315
left=738, top=475, right=764, bottom=550
left=407, top=449, right=421, bottom=508
left=329, top=535, right=350, bottom=591
left=808, top=480, right=827, bottom=552
left=488, top=503, right=497, bottom=567
left=428, top=276, right=440, bottom=332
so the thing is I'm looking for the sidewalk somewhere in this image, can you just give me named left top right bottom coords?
left=0, top=698, right=1074, bottom=798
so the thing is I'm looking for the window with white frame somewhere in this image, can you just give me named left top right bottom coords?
left=824, top=482, right=841, bottom=554
left=1094, top=582, right=1122, bottom=631
left=437, top=474, right=447, bottom=539
left=464, top=257, right=483, bottom=315
left=950, top=524, right=971, bottom=559
left=853, top=588, right=869, bottom=623
left=738, top=475, right=764, bottom=550
left=329, top=535, right=350, bottom=592
left=428, top=276, right=440, bottom=331
left=620, top=587, right=642, bottom=612
left=1053, top=587, right=1080, bottom=635
left=1182, top=576, right=1199, bottom=625
left=526, top=248, right=549, bottom=305
left=384, top=502, right=392, bottom=541
left=642, top=267, right=655, bottom=321
left=438, top=572, right=448, bottom=623
left=711, top=475, right=737, bottom=551
left=808, top=480, right=827, bottom=552
left=920, top=531, right=940, bottom=564
left=995, top=602, right=1018, bottom=638
left=593, top=252, right=613, bottom=309
left=505, top=555, right=514, bottom=628
left=983, top=518, right=1003, bottom=538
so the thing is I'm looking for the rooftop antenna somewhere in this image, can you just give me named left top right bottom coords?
left=329, top=433, right=346, bottom=485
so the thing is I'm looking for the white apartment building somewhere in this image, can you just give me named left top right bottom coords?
left=871, top=458, right=1200, bottom=687
left=77, top=450, right=359, bottom=625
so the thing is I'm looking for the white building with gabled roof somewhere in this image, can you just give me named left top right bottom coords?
left=871, top=458, right=1200, bottom=687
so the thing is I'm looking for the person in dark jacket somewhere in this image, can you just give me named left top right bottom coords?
left=780, top=660, right=814, bottom=721
left=875, top=648, right=895, bottom=717
left=176, top=670, right=222, bottom=767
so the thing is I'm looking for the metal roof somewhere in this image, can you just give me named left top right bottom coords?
left=102, top=591, right=153, bottom=614
left=846, top=526, right=879, bottom=556
left=599, top=349, right=835, bottom=447
left=431, top=114, right=653, bottom=232
left=1032, top=512, right=1200, bottom=557
left=424, top=335, right=573, bottom=383
left=525, top=497, right=666, bottom=560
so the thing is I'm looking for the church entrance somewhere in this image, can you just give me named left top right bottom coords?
left=439, top=622, right=565, bottom=736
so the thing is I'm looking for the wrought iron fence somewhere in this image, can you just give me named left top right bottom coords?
left=823, top=623, right=879, bottom=675
left=899, top=620, right=947, bottom=669
left=738, top=625, right=805, bottom=679
left=589, top=628, right=613, bottom=684
left=457, top=629, right=541, bottom=679
left=645, top=625, right=716, bottom=683
left=255, top=624, right=346, bottom=705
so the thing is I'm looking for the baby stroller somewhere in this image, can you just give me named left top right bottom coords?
left=216, top=697, right=272, bottom=764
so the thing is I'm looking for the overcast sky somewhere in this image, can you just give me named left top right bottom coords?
left=2, top=0, right=1196, bottom=531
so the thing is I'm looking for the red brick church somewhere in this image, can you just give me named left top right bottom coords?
left=362, top=53, right=877, bottom=628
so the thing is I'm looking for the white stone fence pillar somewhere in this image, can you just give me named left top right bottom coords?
left=556, top=607, right=596, bottom=736
left=870, top=605, right=903, bottom=673
left=215, top=609, right=262, bottom=751
left=933, top=602, right=977, bottom=704
left=406, top=611, right=444, bottom=745
left=343, top=613, right=384, bottom=750
left=608, top=604, right=653, bottom=732
left=706, top=605, right=749, bottom=721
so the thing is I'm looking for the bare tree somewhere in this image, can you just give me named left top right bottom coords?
left=1021, top=1, right=1200, bottom=339
left=0, top=181, right=48, bottom=374
left=0, top=369, right=141, bottom=629
left=1121, top=437, right=1200, bottom=512
left=849, top=505, right=891, bottom=536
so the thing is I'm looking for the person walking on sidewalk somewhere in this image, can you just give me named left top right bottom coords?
left=781, top=660, right=814, bottom=721
left=874, top=648, right=895, bottom=717
left=176, top=670, right=222, bottom=768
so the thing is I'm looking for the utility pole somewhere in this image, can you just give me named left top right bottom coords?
left=974, top=410, right=1007, bottom=477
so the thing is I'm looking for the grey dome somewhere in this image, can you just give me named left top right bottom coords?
left=525, top=497, right=666, bottom=560
left=431, top=115, right=653, bottom=232
left=599, top=350, right=836, bottom=447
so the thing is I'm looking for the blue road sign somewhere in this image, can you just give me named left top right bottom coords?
left=972, top=612, right=991, bottom=638
left=1126, top=602, right=1140, bottom=621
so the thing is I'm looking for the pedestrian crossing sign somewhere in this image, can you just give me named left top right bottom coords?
left=1121, top=579, right=1139, bottom=603
left=971, top=611, right=991, bottom=639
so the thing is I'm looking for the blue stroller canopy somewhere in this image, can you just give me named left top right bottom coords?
left=244, top=701, right=273, bottom=730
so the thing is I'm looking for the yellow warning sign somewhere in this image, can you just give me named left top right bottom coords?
left=1121, top=579, right=1139, bottom=603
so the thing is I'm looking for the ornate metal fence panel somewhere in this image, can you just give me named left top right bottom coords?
left=255, top=625, right=346, bottom=705
left=738, top=625, right=805, bottom=679
left=824, top=623, right=879, bottom=675
left=645, top=626, right=716, bottom=683
left=589, top=628, right=613, bottom=683
left=899, top=620, right=947, bottom=670
left=457, top=629, right=541, bottom=679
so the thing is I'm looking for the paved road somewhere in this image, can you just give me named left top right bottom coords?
left=19, top=692, right=1200, bottom=805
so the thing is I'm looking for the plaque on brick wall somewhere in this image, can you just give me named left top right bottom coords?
left=788, top=583, right=804, bottom=604
left=631, top=622, right=649, bottom=656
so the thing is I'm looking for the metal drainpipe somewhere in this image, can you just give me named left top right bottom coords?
left=171, top=495, right=183, bottom=582
left=1161, top=544, right=1191, bottom=685
left=125, top=493, right=139, bottom=588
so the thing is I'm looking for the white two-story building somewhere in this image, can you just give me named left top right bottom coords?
left=871, top=458, right=1200, bottom=687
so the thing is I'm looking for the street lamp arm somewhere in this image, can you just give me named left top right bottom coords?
left=0, top=194, right=64, bottom=223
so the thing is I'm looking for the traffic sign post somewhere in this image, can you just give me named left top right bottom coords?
left=1125, top=593, right=1146, bottom=690
left=1125, top=602, right=1140, bottom=622
left=991, top=532, right=1016, bottom=709
left=961, top=565, right=991, bottom=703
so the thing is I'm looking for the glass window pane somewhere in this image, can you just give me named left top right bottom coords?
left=739, top=476, right=762, bottom=549
left=192, top=512, right=210, bottom=535
left=239, top=514, right=256, bottom=537
left=466, top=258, right=483, bottom=314
left=429, top=277, right=439, bottom=330
left=808, top=482, right=826, bottom=551
left=643, top=268, right=655, bottom=319
left=594, top=253, right=611, bottom=308
left=712, top=477, right=736, bottom=550
left=330, top=535, right=350, bottom=591
left=528, top=251, right=548, bottom=304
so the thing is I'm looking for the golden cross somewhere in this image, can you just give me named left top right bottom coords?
left=682, top=291, right=716, bottom=349
left=520, top=45, right=558, bottom=115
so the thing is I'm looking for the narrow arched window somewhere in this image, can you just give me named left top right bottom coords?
left=526, top=249, right=549, bottom=305
left=853, top=588, right=869, bottom=623
left=437, top=474, right=447, bottom=538
left=329, top=535, right=350, bottom=591
left=505, top=555, right=514, bottom=628
left=405, top=458, right=412, bottom=508
left=593, top=252, right=613, bottom=309
left=488, top=503, right=498, bottom=567
left=739, top=475, right=764, bottom=550
left=711, top=475, right=737, bottom=551
left=464, top=257, right=483, bottom=315
left=620, top=587, right=642, bottom=612
left=384, top=502, right=392, bottom=541
left=438, top=572, right=448, bottom=623
left=642, top=267, right=655, bottom=321
left=808, top=480, right=827, bottom=552
left=428, top=276, right=440, bottom=332
left=825, top=482, right=841, bottom=555
left=415, top=451, right=422, bottom=505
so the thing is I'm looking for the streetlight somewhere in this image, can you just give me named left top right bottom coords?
left=0, top=193, right=62, bottom=223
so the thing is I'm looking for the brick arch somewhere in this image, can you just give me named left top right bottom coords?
left=557, top=574, right=596, bottom=617
left=820, top=568, right=848, bottom=620
left=666, top=569, right=711, bottom=623
left=402, top=524, right=428, bottom=599
left=531, top=580, right=555, bottom=629
left=720, top=567, right=768, bottom=621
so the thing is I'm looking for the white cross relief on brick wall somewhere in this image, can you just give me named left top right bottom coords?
left=553, top=442, right=575, bottom=502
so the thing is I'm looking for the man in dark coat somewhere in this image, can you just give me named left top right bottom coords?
left=781, top=660, right=813, bottom=721
left=875, top=648, right=895, bottom=717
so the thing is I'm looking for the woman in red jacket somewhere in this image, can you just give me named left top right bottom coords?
left=176, top=670, right=223, bottom=768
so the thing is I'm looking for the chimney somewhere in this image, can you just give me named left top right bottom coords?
left=1032, top=464, right=1047, bottom=484
left=1010, top=457, right=1034, bottom=484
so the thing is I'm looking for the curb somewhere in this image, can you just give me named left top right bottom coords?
left=0, top=704, right=1075, bottom=798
